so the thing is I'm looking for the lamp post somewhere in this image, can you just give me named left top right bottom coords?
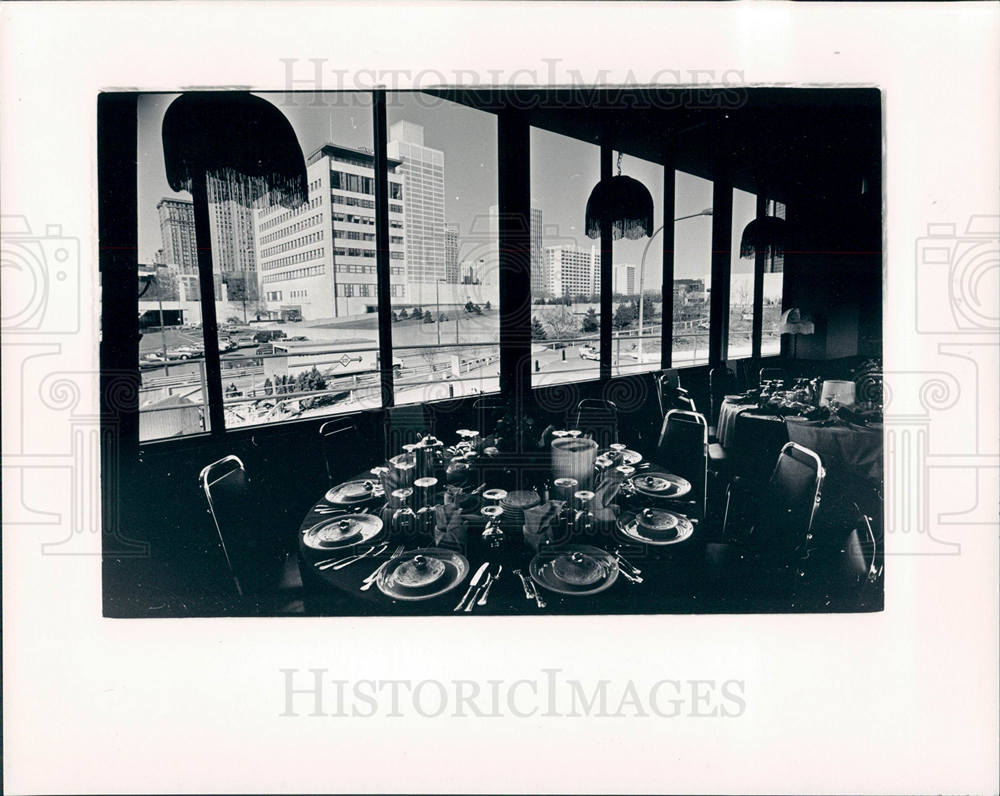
left=635, top=208, right=713, bottom=364
left=154, top=264, right=170, bottom=376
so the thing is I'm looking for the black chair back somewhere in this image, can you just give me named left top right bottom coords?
left=656, top=369, right=696, bottom=417
left=730, top=412, right=789, bottom=484
left=709, top=363, right=737, bottom=425
left=655, top=409, right=708, bottom=518
left=759, top=367, right=786, bottom=385
left=318, top=418, right=362, bottom=485
left=758, top=442, right=825, bottom=553
left=199, top=455, right=285, bottom=597
left=573, top=398, right=618, bottom=449
left=472, top=395, right=506, bottom=437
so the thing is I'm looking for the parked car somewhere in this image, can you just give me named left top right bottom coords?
left=579, top=345, right=600, bottom=361
left=167, top=345, right=204, bottom=360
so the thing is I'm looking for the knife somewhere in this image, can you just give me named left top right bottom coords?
left=464, top=572, right=491, bottom=612
left=454, top=562, right=490, bottom=612
left=477, top=565, right=502, bottom=606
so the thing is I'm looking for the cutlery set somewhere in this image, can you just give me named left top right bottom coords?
left=513, top=568, right=546, bottom=608
left=453, top=561, right=502, bottom=612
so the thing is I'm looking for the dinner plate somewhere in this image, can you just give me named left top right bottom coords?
left=628, top=471, right=692, bottom=500
left=616, top=509, right=695, bottom=546
left=377, top=548, right=470, bottom=601
left=324, top=479, right=384, bottom=506
left=598, top=448, right=643, bottom=466
left=529, top=545, right=619, bottom=596
left=302, top=513, right=384, bottom=550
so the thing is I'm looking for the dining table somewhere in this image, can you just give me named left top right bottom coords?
left=296, top=451, right=717, bottom=617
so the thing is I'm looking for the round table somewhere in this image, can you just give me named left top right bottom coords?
left=785, top=417, right=882, bottom=484
left=296, top=479, right=706, bottom=616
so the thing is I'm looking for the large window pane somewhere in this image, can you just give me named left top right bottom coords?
left=387, top=93, right=499, bottom=406
left=137, top=93, right=209, bottom=441
left=530, top=127, right=600, bottom=387
left=728, top=188, right=757, bottom=360
left=761, top=199, right=786, bottom=356
left=671, top=171, right=714, bottom=367
left=610, top=154, right=664, bottom=376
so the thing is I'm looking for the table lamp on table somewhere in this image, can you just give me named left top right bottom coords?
left=779, top=307, right=815, bottom=359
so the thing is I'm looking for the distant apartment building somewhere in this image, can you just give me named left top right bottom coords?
left=546, top=244, right=598, bottom=299
left=387, top=121, right=445, bottom=284
left=252, top=143, right=407, bottom=321
left=444, top=223, right=460, bottom=284
left=613, top=263, right=636, bottom=296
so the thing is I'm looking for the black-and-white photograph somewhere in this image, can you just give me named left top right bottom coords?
left=102, top=86, right=883, bottom=618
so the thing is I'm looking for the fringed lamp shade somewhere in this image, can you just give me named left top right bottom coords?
left=585, top=175, right=654, bottom=240
left=740, top=215, right=787, bottom=259
left=162, top=92, right=307, bottom=209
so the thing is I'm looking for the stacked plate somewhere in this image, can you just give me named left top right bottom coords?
left=499, top=490, right=542, bottom=528
left=376, top=548, right=469, bottom=601
left=628, top=471, right=692, bottom=501
left=324, top=479, right=384, bottom=509
left=529, top=544, right=619, bottom=596
left=616, top=508, right=694, bottom=546
left=302, top=512, right=384, bottom=551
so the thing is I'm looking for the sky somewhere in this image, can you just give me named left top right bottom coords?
left=138, top=92, right=779, bottom=298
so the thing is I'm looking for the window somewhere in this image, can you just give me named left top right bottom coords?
left=761, top=199, right=786, bottom=356
left=728, top=188, right=757, bottom=360
left=671, top=171, right=714, bottom=367
left=387, top=92, right=500, bottom=405
left=529, top=126, right=600, bottom=387
left=610, top=153, right=664, bottom=376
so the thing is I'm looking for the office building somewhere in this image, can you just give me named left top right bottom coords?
left=252, top=143, right=407, bottom=321
left=386, top=121, right=445, bottom=284
left=157, top=198, right=198, bottom=272
left=613, top=263, right=636, bottom=296
left=487, top=204, right=545, bottom=295
left=444, top=223, right=460, bottom=284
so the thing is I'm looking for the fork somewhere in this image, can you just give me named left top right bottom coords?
left=319, top=543, right=387, bottom=571
left=314, top=545, right=373, bottom=569
left=359, top=545, right=405, bottom=591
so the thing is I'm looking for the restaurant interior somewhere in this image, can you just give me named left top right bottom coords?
left=99, top=86, right=883, bottom=617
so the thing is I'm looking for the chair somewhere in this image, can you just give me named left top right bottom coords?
left=318, top=418, right=364, bottom=485
left=385, top=403, right=434, bottom=455
left=728, top=412, right=790, bottom=486
left=710, top=443, right=826, bottom=587
left=472, top=395, right=506, bottom=437
left=655, top=409, right=708, bottom=519
left=573, top=398, right=619, bottom=450
left=199, top=455, right=297, bottom=603
left=759, top=367, right=786, bottom=385
left=708, top=362, right=737, bottom=427
left=656, top=369, right=697, bottom=418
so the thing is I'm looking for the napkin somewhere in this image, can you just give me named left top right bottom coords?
left=433, top=503, right=467, bottom=552
left=523, top=500, right=572, bottom=552
left=593, top=470, right=623, bottom=508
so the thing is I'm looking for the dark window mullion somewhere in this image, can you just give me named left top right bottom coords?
left=372, top=88, right=395, bottom=410
left=599, top=142, right=613, bottom=381
left=661, top=157, right=676, bottom=369
left=751, top=193, right=766, bottom=362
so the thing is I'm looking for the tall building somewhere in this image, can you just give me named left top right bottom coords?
left=613, top=263, right=636, bottom=296
left=387, top=121, right=445, bottom=284
left=444, top=223, right=460, bottom=284
left=156, top=198, right=198, bottom=272
left=207, top=178, right=259, bottom=300
left=487, top=204, right=545, bottom=295
left=252, top=143, right=407, bottom=321
left=546, top=244, right=598, bottom=299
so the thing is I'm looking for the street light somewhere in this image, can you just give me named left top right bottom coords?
left=635, top=207, right=713, bottom=364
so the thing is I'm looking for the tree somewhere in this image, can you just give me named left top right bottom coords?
left=613, top=302, right=636, bottom=330
left=581, top=307, right=599, bottom=333
left=531, top=317, right=547, bottom=341
left=438, top=312, right=449, bottom=322
left=410, top=306, right=423, bottom=320
left=483, top=300, right=491, bottom=311
left=263, top=377, right=273, bottom=396
left=546, top=304, right=578, bottom=341
left=423, top=310, right=434, bottom=323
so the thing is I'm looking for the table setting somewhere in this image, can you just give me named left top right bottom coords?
left=296, top=421, right=704, bottom=615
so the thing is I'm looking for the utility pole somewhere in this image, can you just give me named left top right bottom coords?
left=156, top=265, right=169, bottom=376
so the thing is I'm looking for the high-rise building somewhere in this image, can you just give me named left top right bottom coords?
left=487, top=204, right=545, bottom=295
left=613, top=263, right=636, bottom=296
left=444, top=223, right=460, bottom=284
left=252, top=143, right=407, bottom=321
left=546, top=244, right=598, bottom=299
left=157, top=197, right=198, bottom=272
left=387, top=121, right=445, bottom=284
left=207, top=179, right=259, bottom=301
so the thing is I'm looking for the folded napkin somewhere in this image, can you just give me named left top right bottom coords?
left=593, top=470, right=624, bottom=508
left=523, top=500, right=572, bottom=552
left=433, top=503, right=467, bottom=552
